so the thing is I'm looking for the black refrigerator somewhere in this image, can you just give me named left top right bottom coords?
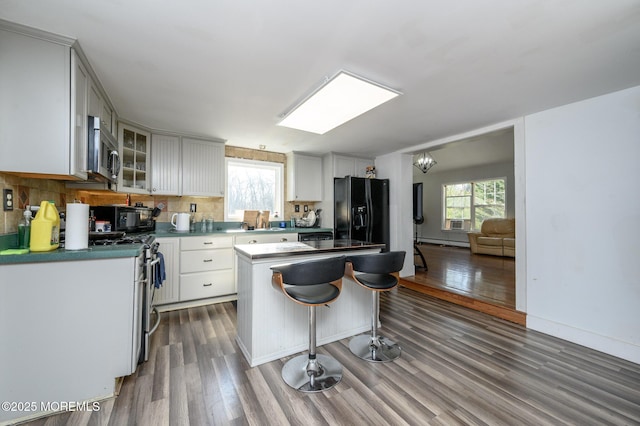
left=334, top=176, right=390, bottom=251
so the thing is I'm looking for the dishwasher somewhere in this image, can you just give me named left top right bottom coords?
left=298, top=231, right=334, bottom=241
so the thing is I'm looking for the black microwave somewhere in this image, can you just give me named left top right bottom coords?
left=91, top=205, right=155, bottom=232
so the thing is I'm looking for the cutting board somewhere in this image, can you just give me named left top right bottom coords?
left=243, top=210, right=269, bottom=228
left=257, top=210, right=270, bottom=228
left=243, top=210, right=260, bottom=226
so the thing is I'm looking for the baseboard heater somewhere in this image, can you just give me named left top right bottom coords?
left=417, top=238, right=470, bottom=248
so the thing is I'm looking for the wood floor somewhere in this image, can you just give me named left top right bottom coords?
left=402, top=244, right=524, bottom=325
left=20, top=288, right=640, bottom=426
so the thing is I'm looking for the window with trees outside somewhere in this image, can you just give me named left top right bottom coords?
left=443, top=178, right=506, bottom=231
left=225, top=158, right=284, bottom=221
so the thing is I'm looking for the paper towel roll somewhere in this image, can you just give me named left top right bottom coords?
left=65, top=203, right=89, bottom=250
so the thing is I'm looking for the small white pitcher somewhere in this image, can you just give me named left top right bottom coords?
left=171, top=212, right=191, bottom=232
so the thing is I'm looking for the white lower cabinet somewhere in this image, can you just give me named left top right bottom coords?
left=0, top=258, right=136, bottom=424
left=180, top=270, right=235, bottom=301
left=179, top=235, right=235, bottom=301
left=156, top=233, right=300, bottom=307
left=154, top=237, right=180, bottom=305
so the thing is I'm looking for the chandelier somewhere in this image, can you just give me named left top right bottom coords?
left=413, top=152, right=437, bottom=173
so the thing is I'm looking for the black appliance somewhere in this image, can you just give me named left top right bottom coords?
left=413, top=182, right=424, bottom=224
left=91, top=205, right=155, bottom=232
left=413, top=183, right=427, bottom=270
left=334, top=176, right=390, bottom=251
left=298, top=231, right=333, bottom=242
left=87, top=116, right=120, bottom=184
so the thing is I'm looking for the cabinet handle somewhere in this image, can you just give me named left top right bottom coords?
left=203, top=259, right=213, bottom=262
left=280, top=238, right=288, bottom=242
left=203, top=283, right=213, bottom=287
left=249, top=240, right=257, bottom=244
left=203, top=241, right=213, bottom=245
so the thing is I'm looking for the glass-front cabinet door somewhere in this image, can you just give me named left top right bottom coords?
left=119, top=123, right=150, bottom=193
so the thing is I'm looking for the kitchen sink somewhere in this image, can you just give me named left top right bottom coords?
left=225, top=227, right=288, bottom=233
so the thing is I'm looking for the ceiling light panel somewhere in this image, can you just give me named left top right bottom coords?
left=277, top=71, right=401, bottom=134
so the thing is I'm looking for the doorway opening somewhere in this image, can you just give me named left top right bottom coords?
left=404, top=124, right=525, bottom=322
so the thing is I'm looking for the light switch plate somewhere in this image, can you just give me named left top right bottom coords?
left=3, top=189, right=14, bottom=211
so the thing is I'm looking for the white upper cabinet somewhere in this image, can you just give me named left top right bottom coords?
left=150, top=133, right=181, bottom=195
left=119, top=123, right=150, bottom=193
left=0, top=21, right=117, bottom=182
left=89, top=79, right=115, bottom=137
left=88, top=80, right=102, bottom=119
left=286, top=153, right=322, bottom=201
left=182, top=138, right=225, bottom=197
left=71, top=51, right=89, bottom=181
left=150, top=135, right=224, bottom=196
left=101, top=101, right=114, bottom=136
left=333, top=154, right=373, bottom=178
left=0, top=24, right=88, bottom=179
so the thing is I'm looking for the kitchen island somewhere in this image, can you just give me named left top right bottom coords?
left=234, top=240, right=383, bottom=367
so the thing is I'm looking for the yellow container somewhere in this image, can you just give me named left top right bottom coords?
left=30, top=201, right=60, bottom=252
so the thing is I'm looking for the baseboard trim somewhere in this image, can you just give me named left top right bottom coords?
left=527, top=315, right=640, bottom=364
left=399, top=277, right=526, bottom=326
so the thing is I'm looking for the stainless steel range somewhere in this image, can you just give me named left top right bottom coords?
left=141, top=236, right=161, bottom=363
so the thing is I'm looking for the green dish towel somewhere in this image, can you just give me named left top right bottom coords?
left=0, top=248, right=29, bottom=255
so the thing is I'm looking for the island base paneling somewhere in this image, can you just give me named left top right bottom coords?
left=236, top=250, right=379, bottom=367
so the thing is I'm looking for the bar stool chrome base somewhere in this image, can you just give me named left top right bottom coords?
left=349, top=334, right=401, bottom=362
left=281, top=354, right=342, bottom=392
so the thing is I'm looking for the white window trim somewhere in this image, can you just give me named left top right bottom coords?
left=442, top=176, right=507, bottom=232
left=224, top=157, right=284, bottom=222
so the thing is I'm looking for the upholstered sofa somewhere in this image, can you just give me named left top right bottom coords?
left=467, top=218, right=515, bottom=257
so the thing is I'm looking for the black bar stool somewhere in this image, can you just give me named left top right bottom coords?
left=271, top=256, right=346, bottom=392
left=345, top=251, right=406, bottom=362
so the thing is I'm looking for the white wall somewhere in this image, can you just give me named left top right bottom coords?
left=525, top=85, right=640, bottom=364
left=376, top=152, right=415, bottom=277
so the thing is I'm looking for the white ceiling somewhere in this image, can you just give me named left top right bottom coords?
left=422, top=127, right=515, bottom=174
left=2, top=1, right=639, bottom=160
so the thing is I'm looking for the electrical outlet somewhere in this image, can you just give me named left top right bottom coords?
left=3, top=189, right=14, bottom=211
left=294, top=204, right=300, bottom=212
left=304, top=205, right=308, bottom=212
left=190, top=203, right=197, bottom=212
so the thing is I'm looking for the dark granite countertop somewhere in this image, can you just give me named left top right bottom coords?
left=234, top=239, right=384, bottom=260
left=0, top=244, right=145, bottom=265
left=0, top=226, right=335, bottom=265
left=153, top=226, right=332, bottom=238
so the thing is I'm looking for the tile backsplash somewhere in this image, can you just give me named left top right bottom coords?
left=0, top=172, right=71, bottom=234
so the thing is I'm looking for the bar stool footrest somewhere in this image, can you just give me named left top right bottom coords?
left=349, top=334, right=401, bottom=362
